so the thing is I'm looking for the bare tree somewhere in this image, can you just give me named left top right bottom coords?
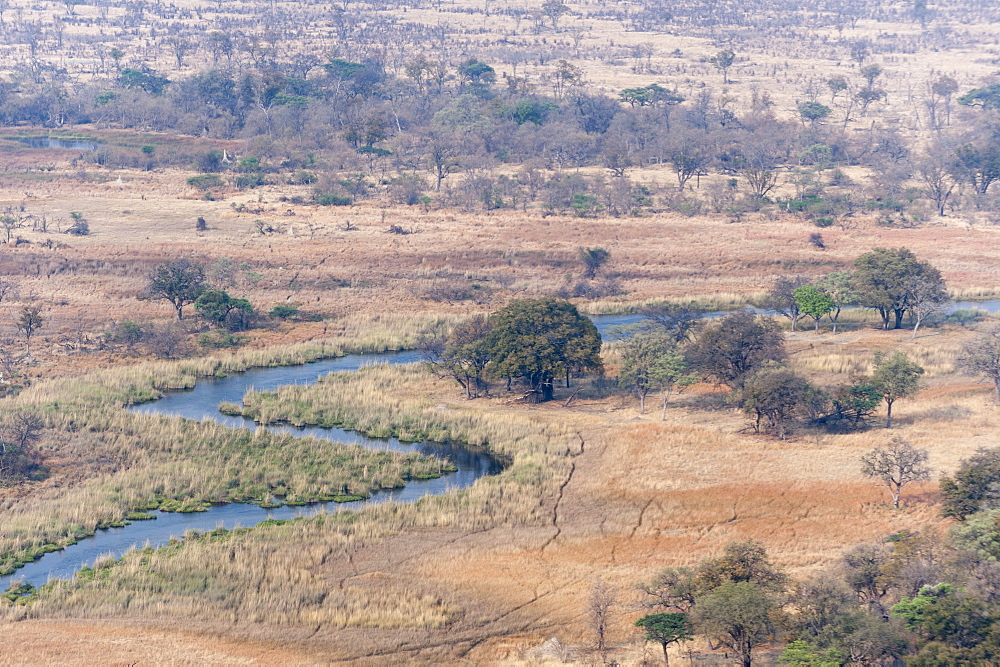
left=0, top=278, right=17, bottom=303
left=860, top=438, right=930, bottom=508
left=958, top=325, right=1000, bottom=404
left=916, top=155, right=956, bottom=216
left=589, top=579, right=616, bottom=659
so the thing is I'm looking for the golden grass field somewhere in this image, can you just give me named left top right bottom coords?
left=1, top=0, right=1000, bottom=662
left=3, top=138, right=1000, bottom=662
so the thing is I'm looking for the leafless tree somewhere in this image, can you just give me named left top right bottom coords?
left=958, top=325, right=1000, bottom=404
left=860, top=438, right=930, bottom=508
left=589, top=579, right=616, bottom=659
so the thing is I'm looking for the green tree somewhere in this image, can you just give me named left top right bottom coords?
left=484, top=297, right=602, bottom=402
left=852, top=247, right=944, bottom=330
left=861, top=437, right=930, bottom=508
left=939, top=447, right=1000, bottom=519
left=17, top=305, right=43, bottom=356
left=958, top=83, right=1000, bottom=110
left=145, top=259, right=207, bottom=319
left=798, top=102, right=832, bottom=126
left=616, top=326, right=692, bottom=417
left=694, top=540, right=788, bottom=594
left=635, top=612, right=692, bottom=665
left=778, top=640, right=841, bottom=666
left=694, top=581, right=777, bottom=667
left=794, top=285, right=835, bottom=331
left=710, top=49, right=736, bottom=84
left=829, top=379, right=882, bottom=430
left=871, top=351, right=924, bottom=428
left=194, top=289, right=253, bottom=331
left=686, top=312, right=786, bottom=389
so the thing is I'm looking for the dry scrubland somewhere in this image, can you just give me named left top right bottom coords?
left=2, top=0, right=1000, bottom=662
left=2, top=323, right=998, bottom=663
left=3, top=138, right=1000, bottom=663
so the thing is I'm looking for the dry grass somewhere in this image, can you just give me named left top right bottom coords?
left=4, top=324, right=996, bottom=662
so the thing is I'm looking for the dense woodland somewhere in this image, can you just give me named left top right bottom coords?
left=0, top=0, right=997, bottom=221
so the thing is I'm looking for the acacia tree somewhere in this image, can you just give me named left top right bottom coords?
left=871, top=351, right=924, bottom=428
left=710, top=49, right=736, bottom=84
left=17, top=305, right=43, bottom=356
left=636, top=613, right=692, bottom=665
left=484, top=297, right=602, bottom=402
left=578, top=246, right=610, bottom=279
left=145, top=259, right=207, bottom=319
left=861, top=437, right=930, bottom=508
left=763, top=276, right=808, bottom=330
left=424, top=315, right=492, bottom=399
left=641, top=302, right=705, bottom=343
left=957, top=326, right=1000, bottom=403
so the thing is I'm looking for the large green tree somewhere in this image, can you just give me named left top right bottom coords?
left=636, top=612, right=692, bottom=665
left=145, top=259, right=207, bottom=320
left=852, top=248, right=945, bottom=330
left=484, top=297, right=602, bottom=402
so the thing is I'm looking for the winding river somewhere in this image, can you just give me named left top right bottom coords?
left=1, top=350, right=501, bottom=591
left=5, top=303, right=999, bottom=590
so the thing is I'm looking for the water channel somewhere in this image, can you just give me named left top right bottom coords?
left=13, top=136, right=100, bottom=151
left=5, top=302, right=999, bottom=589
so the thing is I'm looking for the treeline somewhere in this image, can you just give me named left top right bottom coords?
left=2, top=38, right=1000, bottom=220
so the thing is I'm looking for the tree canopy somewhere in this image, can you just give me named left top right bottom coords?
left=145, top=259, right=207, bottom=320
left=484, top=297, right=603, bottom=402
left=853, top=248, right=946, bottom=330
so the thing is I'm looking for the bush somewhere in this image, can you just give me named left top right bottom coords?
left=233, top=173, right=266, bottom=189
left=314, top=193, right=352, bottom=206
left=268, top=304, right=300, bottom=319
left=197, top=330, right=246, bottom=349
left=187, top=174, right=224, bottom=190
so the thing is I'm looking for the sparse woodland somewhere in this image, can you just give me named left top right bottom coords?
left=4, top=0, right=1000, bottom=663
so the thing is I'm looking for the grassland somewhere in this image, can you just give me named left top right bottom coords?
left=2, top=0, right=1000, bottom=661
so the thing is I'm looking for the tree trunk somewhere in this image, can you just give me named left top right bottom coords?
left=893, top=308, right=905, bottom=329
left=639, top=391, right=645, bottom=414
left=662, top=642, right=669, bottom=666
left=885, top=399, right=894, bottom=428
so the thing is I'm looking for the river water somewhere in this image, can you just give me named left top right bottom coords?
left=5, top=302, right=998, bottom=589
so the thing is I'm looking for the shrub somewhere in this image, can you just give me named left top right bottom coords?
left=314, top=193, right=352, bottom=206
left=187, top=174, right=224, bottom=190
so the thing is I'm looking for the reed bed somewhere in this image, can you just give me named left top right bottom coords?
left=8, top=363, right=579, bottom=629
left=0, top=313, right=458, bottom=575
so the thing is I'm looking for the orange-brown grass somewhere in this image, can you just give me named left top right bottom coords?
left=7, top=324, right=996, bottom=662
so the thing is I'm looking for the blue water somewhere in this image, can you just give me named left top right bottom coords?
left=2, top=350, right=499, bottom=590
left=7, top=301, right=999, bottom=589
